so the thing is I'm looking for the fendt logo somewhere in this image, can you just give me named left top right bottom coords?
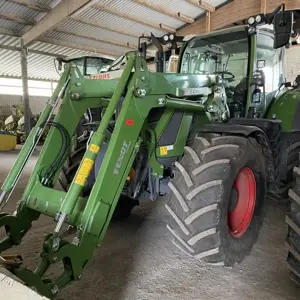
left=113, top=140, right=131, bottom=175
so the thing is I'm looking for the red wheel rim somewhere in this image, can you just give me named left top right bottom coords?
left=228, top=168, right=256, bottom=238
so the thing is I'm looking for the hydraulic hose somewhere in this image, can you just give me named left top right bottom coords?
left=40, top=122, right=70, bottom=187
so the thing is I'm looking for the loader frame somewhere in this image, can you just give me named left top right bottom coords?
left=0, top=52, right=209, bottom=297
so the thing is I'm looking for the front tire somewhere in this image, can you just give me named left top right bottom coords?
left=166, top=134, right=267, bottom=266
left=59, top=136, right=138, bottom=220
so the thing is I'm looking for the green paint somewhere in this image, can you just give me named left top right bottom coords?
left=267, top=89, right=300, bottom=132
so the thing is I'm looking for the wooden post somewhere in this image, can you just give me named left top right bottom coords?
left=206, top=11, right=211, bottom=33
left=261, top=0, right=267, bottom=14
left=20, top=40, right=31, bottom=134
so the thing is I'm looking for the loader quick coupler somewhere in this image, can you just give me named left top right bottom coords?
left=0, top=254, right=23, bottom=269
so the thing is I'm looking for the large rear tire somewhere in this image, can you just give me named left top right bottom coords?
left=286, top=166, right=300, bottom=284
left=166, top=134, right=267, bottom=266
left=272, top=133, right=300, bottom=199
left=59, top=136, right=138, bottom=219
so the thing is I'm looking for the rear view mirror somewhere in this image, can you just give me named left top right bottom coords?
left=274, top=12, right=293, bottom=48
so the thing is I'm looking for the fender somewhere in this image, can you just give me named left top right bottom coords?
left=200, top=118, right=282, bottom=187
left=267, top=88, right=300, bottom=132
left=201, top=118, right=281, bottom=139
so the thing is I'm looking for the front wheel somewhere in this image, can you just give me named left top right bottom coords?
left=166, top=134, right=267, bottom=266
left=59, top=136, right=139, bottom=220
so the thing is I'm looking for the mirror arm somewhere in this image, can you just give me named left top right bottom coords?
left=266, top=3, right=285, bottom=24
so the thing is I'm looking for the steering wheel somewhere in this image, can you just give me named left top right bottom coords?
left=214, top=71, right=235, bottom=82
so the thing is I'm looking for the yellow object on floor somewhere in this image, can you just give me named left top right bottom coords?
left=0, top=131, right=17, bottom=151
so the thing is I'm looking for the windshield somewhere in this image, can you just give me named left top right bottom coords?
left=181, top=29, right=249, bottom=86
left=64, top=57, right=113, bottom=76
left=86, top=57, right=112, bottom=75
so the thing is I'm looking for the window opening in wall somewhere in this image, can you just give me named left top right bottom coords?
left=0, top=78, right=58, bottom=96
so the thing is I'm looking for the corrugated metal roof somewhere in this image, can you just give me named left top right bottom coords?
left=45, top=30, right=131, bottom=54
left=126, top=0, right=205, bottom=19
left=0, top=18, right=28, bottom=33
left=99, top=0, right=185, bottom=28
left=209, top=0, right=229, bottom=7
left=60, top=18, right=138, bottom=45
left=0, top=0, right=230, bottom=80
left=77, top=6, right=166, bottom=37
left=0, top=34, right=107, bottom=81
left=0, top=0, right=44, bottom=21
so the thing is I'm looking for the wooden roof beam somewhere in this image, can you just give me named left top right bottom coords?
left=8, top=0, right=51, bottom=13
left=70, top=16, right=140, bottom=38
left=93, top=3, right=176, bottom=32
left=178, top=0, right=259, bottom=36
left=0, top=12, right=36, bottom=25
left=57, top=28, right=136, bottom=49
left=135, top=0, right=194, bottom=23
left=0, top=28, right=116, bottom=59
left=0, top=44, right=66, bottom=58
left=185, top=0, right=216, bottom=13
left=22, top=0, right=93, bottom=46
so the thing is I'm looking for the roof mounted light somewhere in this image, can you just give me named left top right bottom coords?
left=255, top=14, right=263, bottom=23
left=248, top=16, right=255, bottom=25
left=163, top=35, right=169, bottom=42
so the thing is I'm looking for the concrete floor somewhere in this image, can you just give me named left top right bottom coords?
left=0, top=148, right=300, bottom=300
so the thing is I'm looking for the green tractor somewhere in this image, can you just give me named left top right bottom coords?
left=0, top=4, right=298, bottom=297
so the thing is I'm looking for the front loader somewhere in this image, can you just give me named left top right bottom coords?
left=0, top=4, right=297, bottom=297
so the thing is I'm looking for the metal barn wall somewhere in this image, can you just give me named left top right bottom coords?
left=0, top=94, right=48, bottom=117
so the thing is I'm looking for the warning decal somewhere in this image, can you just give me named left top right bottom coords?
left=74, top=158, right=94, bottom=186
left=89, top=144, right=100, bottom=154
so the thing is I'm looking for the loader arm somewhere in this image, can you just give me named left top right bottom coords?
left=0, top=51, right=210, bottom=297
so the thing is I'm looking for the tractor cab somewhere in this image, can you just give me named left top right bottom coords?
left=180, top=8, right=293, bottom=119
left=56, top=55, right=114, bottom=77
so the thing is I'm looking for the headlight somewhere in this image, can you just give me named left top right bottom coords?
left=163, top=35, right=169, bottom=42
left=169, top=34, right=175, bottom=41
left=248, top=26, right=256, bottom=34
left=248, top=16, right=255, bottom=25
left=255, top=14, right=262, bottom=23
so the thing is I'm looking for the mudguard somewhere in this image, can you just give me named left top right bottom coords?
left=200, top=119, right=282, bottom=186
left=201, top=118, right=281, bottom=140
left=267, top=88, right=300, bottom=132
